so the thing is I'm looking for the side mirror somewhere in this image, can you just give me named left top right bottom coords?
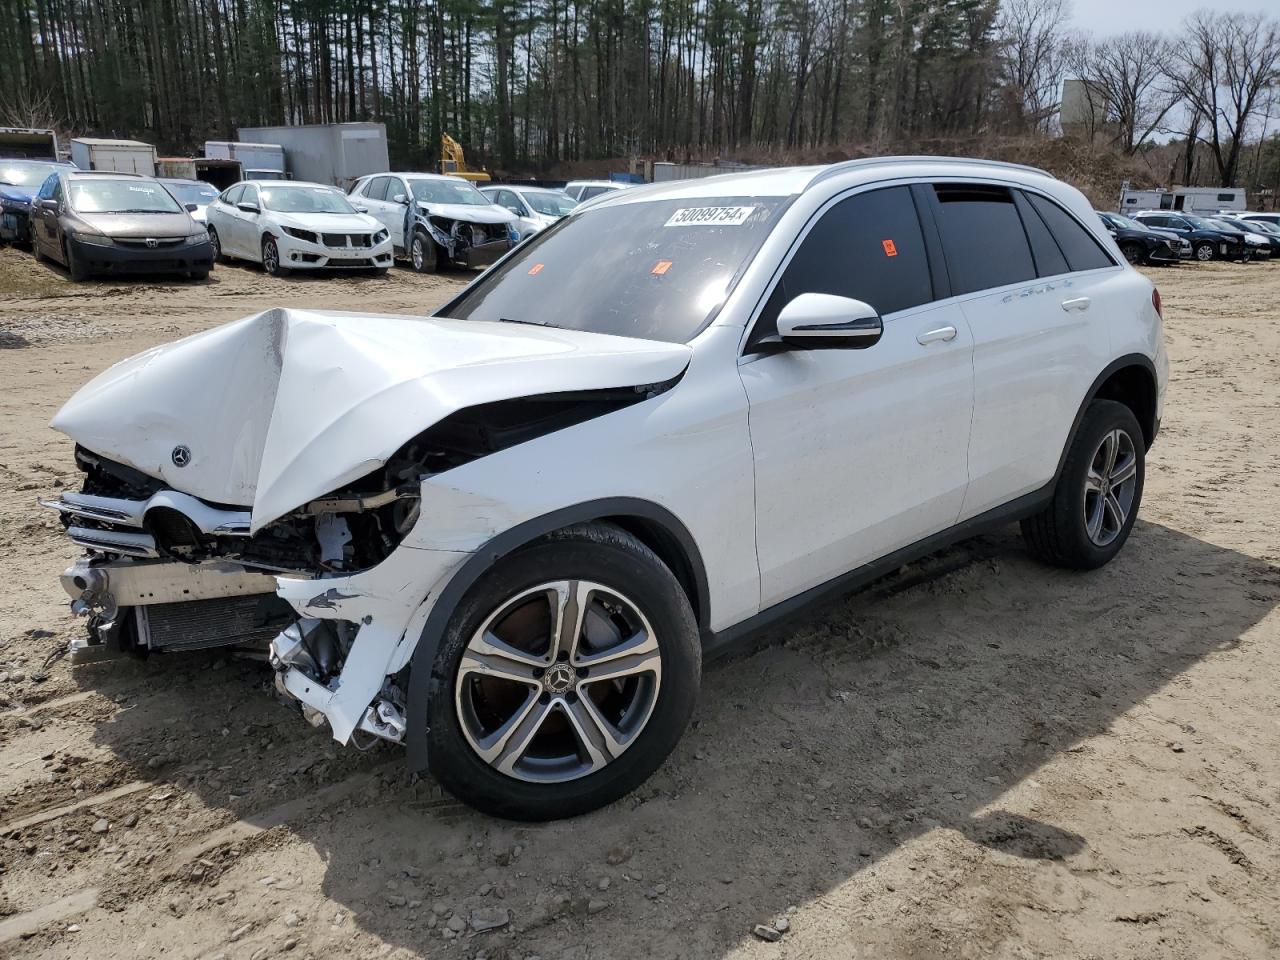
left=236, top=201, right=260, bottom=214
left=393, top=193, right=408, bottom=205
left=776, top=293, right=883, bottom=349
left=184, top=203, right=199, bottom=212
left=39, top=198, right=59, bottom=211
left=352, top=203, right=368, bottom=213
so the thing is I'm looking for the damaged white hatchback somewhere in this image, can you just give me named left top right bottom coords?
left=44, top=158, right=1167, bottom=819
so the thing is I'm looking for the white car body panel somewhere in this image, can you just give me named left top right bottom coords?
left=47, top=157, right=1167, bottom=757
left=352, top=174, right=517, bottom=251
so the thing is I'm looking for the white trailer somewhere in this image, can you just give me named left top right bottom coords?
left=1120, top=186, right=1247, bottom=215
left=69, top=138, right=156, bottom=175
left=204, top=141, right=287, bottom=180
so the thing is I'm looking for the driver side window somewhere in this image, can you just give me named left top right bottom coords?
left=750, top=186, right=933, bottom=349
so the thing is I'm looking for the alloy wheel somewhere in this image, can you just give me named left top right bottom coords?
left=263, top=238, right=279, bottom=274
left=1083, top=428, right=1138, bottom=547
left=1195, top=244, right=1214, bottom=262
left=454, top=580, right=663, bottom=784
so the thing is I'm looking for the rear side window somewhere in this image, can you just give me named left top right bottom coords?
left=752, top=186, right=932, bottom=346
left=932, top=185, right=1035, bottom=295
left=1025, top=193, right=1114, bottom=272
left=581, top=186, right=611, bottom=200
left=1014, top=192, right=1069, bottom=278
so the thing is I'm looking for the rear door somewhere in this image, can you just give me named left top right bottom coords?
left=931, top=183, right=1121, bottom=519
left=740, top=184, right=975, bottom=607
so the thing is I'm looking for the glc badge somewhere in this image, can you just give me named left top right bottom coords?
left=171, top=445, right=192, bottom=467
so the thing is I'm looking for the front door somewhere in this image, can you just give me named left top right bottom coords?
left=740, top=185, right=975, bottom=608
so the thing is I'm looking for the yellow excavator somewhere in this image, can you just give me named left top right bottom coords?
left=440, top=133, right=491, bottom=183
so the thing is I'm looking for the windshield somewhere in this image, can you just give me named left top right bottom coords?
left=410, top=178, right=490, bottom=205
left=69, top=179, right=183, bottom=214
left=524, top=191, right=578, bottom=217
left=1247, top=219, right=1280, bottom=235
left=1183, top=215, right=1225, bottom=231
left=164, top=181, right=219, bottom=205
left=443, top=196, right=790, bottom=343
left=260, top=185, right=355, bottom=214
left=1104, top=213, right=1143, bottom=230
left=0, top=161, right=63, bottom=188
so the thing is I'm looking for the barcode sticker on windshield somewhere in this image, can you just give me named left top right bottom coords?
left=664, top=206, right=756, bottom=227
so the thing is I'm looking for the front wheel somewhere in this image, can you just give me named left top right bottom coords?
left=207, top=226, right=225, bottom=263
left=1193, top=241, right=1215, bottom=262
left=1120, top=241, right=1145, bottom=265
left=1021, top=399, right=1145, bottom=570
left=410, top=230, right=438, bottom=273
left=65, top=241, right=88, bottom=281
left=262, top=236, right=289, bottom=276
left=425, top=523, right=700, bottom=821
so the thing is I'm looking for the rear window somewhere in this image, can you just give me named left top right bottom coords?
left=443, top=196, right=790, bottom=343
left=1024, top=193, right=1114, bottom=272
left=932, top=185, right=1035, bottom=295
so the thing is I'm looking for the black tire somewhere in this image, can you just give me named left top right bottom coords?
left=1193, top=241, right=1215, bottom=262
left=65, top=241, right=88, bottom=281
left=1120, top=241, right=1145, bottom=265
left=425, top=522, right=701, bottom=821
left=410, top=229, right=438, bottom=273
left=31, top=224, right=45, bottom=262
left=262, top=236, right=289, bottom=276
left=207, top=226, right=225, bottom=263
left=1021, top=399, right=1145, bottom=570
left=189, top=269, right=210, bottom=281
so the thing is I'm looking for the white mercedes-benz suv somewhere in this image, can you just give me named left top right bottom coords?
left=45, top=158, right=1167, bottom=820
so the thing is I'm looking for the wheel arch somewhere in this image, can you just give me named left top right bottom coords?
left=1055, top=354, right=1158, bottom=485
left=403, top=497, right=710, bottom=771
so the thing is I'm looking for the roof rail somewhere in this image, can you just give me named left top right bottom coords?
left=810, top=155, right=1051, bottom=188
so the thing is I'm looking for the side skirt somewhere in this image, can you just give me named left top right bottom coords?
left=702, top=484, right=1053, bottom=661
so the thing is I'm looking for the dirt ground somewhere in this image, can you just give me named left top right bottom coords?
left=1, top=247, right=1278, bottom=960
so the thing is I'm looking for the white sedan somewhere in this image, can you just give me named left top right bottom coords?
left=205, top=180, right=393, bottom=275
left=479, top=185, right=578, bottom=240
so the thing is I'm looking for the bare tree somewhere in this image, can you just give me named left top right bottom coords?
left=1170, top=10, right=1280, bottom=187
left=1068, top=31, right=1178, bottom=154
left=995, top=0, right=1072, bottom=133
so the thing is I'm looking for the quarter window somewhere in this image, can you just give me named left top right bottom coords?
left=1024, top=193, right=1114, bottom=272
left=932, top=184, right=1035, bottom=295
left=1015, top=192, right=1070, bottom=278
left=751, top=186, right=932, bottom=347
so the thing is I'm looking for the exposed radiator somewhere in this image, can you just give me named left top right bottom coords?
left=134, top=594, right=294, bottom=652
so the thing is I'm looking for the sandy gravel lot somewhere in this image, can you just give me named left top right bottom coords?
left=1, top=248, right=1278, bottom=960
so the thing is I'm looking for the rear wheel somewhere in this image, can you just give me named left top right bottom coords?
left=411, top=229, right=438, bottom=273
left=1021, top=399, right=1144, bottom=570
left=1193, top=241, right=1215, bottom=262
left=426, top=523, right=700, bottom=821
left=262, top=236, right=289, bottom=276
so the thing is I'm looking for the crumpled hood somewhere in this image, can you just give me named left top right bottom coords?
left=418, top=201, right=516, bottom=225
left=0, top=184, right=35, bottom=205
left=51, top=309, right=692, bottom=532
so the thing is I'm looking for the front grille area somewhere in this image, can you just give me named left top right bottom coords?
left=321, top=232, right=372, bottom=248
left=114, top=237, right=184, bottom=249
left=135, top=593, right=294, bottom=651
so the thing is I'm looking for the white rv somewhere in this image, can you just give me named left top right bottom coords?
left=1120, top=186, right=1247, bottom=215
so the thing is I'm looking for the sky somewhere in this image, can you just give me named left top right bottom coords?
left=1071, top=0, right=1276, bottom=35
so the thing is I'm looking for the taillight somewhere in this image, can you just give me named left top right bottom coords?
left=1152, top=287, right=1163, bottom=319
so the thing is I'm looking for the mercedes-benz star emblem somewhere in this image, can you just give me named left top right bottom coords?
left=171, top=445, right=192, bottom=467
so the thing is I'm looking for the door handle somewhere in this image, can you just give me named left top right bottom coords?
left=916, top=325, right=957, bottom=345
left=1061, top=296, right=1091, bottom=312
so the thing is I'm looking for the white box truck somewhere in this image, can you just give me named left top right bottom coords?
left=69, top=138, right=157, bottom=175
left=204, top=141, right=287, bottom=180
left=236, top=123, right=389, bottom=188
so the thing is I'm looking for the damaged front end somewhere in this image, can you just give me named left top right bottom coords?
left=44, top=307, right=691, bottom=751
left=413, top=204, right=517, bottom=269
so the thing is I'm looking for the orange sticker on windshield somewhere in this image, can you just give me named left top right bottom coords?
left=527, top=263, right=544, bottom=275
left=882, top=239, right=898, bottom=257
left=652, top=260, right=673, bottom=275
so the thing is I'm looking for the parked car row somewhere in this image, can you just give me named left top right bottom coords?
left=3, top=162, right=590, bottom=282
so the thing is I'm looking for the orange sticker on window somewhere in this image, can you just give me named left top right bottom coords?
left=882, top=239, right=898, bottom=257
left=527, top=263, right=544, bottom=275
left=651, top=260, right=673, bottom=275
